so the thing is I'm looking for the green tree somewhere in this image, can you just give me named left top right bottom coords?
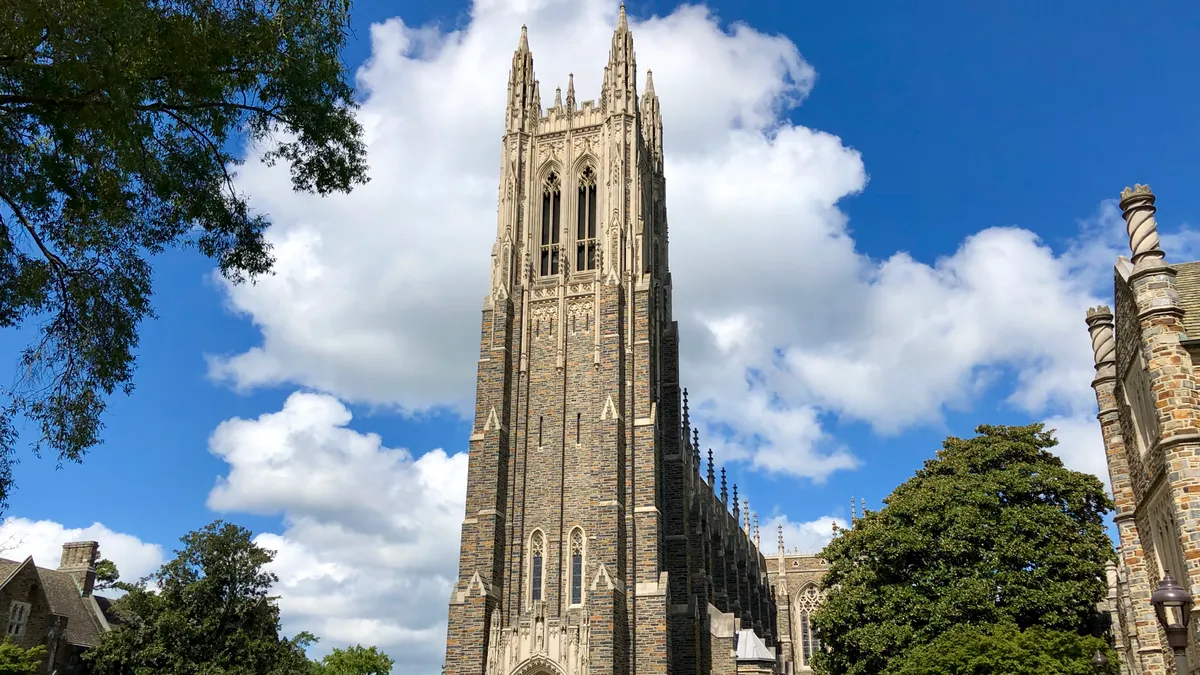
left=0, top=636, right=47, bottom=674
left=0, top=0, right=368, bottom=511
left=812, top=424, right=1116, bottom=675
left=888, top=624, right=1116, bottom=675
left=313, top=645, right=393, bottom=675
left=84, top=520, right=317, bottom=674
left=94, top=556, right=119, bottom=591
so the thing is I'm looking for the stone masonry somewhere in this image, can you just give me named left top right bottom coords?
left=1087, top=184, right=1200, bottom=675
left=444, top=9, right=780, bottom=675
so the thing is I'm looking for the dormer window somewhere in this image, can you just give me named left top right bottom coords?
left=576, top=168, right=598, bottom=271
left=540, top=173, right=562, bottom=276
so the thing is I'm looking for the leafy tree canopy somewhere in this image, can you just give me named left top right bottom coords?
left=94, top=556, right=119, bottom=590
left=812, top=424, right=1116, bottom=675
left=887, top=624, right=1116, bottom=675
left=314, top=645, right=394, bottom=675
left=0, top=636, right=47, bottom=674
left=0, top=0, right=368, bottom=511
left=84, top=520, right=316, bottom=675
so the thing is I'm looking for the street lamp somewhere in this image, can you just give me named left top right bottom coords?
left=1152, top=573, right=1193, bottom=674
left=1091, top=649, right=1109, bottom=673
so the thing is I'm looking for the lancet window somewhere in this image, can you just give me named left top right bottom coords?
left=540, top=173, right=562, bottom=276
left=576, top=167, right=598, bottom=271
left=530, top=531, right=546, bottom=603
left=569, top=528, right=585, bottom=606
left=797, top=585, right=822, bottom=666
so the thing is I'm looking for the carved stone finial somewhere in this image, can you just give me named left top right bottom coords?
left=517, top=24, right=529, bottom=52
left=777, top=523, right=785, bottom=555
left=743, top=498, right=750, bottom=533
left=617, top=3, right=628, bottom=32
left=554, top=86, right=562, bottom=109
left=720, top=468, right=727, bottom=504
left=732, top=484, right=739, bottom=513
left=862, top=498, right=867, bottom=515
left=1085, top=305, right=1116, bottom=367
left=753, top=514, right=760, bottom=546
left=566, top=73, right=576, bottom=112
left=645, top=69, right=655, bottom=95
left=850, top=497, right=857, bottom=523
left=1119, top=184, right=1165, bottom=265
left=707, top=449, right=715, bottom=485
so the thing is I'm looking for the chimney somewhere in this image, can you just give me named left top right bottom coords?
left=58, top=541, right=99, bottom=596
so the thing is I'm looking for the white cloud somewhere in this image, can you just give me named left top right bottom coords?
left=0, top=517, right=164, bottom=589
left=763, top=513, right=845, bottom=555
left=207, top=0, right=1136, bottom=483
left=206, top=392, right=467, bottom=673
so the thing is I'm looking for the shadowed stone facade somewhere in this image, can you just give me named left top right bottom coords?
left=1087, top=184, right=1200, bottom=675
left=444, top=9, right=780, bottom=675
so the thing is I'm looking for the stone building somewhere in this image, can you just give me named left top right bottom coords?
left=766, top=529, right=828, bottom=675
left=443, top=8, right=783, bottom=675
left=1086, top=184, right=1200, bottom=675
left=0, top=540, right=121, bottom=673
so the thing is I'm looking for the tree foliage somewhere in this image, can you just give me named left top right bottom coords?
left=84, top=519, right=317, bottom=674
left=313, top=645, right=394, bottom=675
left=0, top=0, right=368, bottom=510
left=887, top=624, right=1116, bottom=675
left=812, top=424, right=1116, bottom=675
left=0, top=636, right=46, bottom=674
left=94, top=556, right=120, bottom=590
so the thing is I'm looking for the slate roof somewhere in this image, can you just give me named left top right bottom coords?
left=1174, top=261, right=1200, bottom=340
left=735, top=628, right=776, bottom=663
left=0, top=557, right=117, bottom=648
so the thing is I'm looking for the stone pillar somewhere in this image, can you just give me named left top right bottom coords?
left=1088, top=305, right=1166, bottom=673
left=1121, top=184, right=1200, bottom=672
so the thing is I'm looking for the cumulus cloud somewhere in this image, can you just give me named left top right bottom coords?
left=207, top=0, right=1136, bottom=483
left=0, top=517, right=164, bottom=588
left=762, top=514, right=846, bottom=555
left=206, top=392, right=466, bottom=672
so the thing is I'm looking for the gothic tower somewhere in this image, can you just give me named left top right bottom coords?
left=445, top=10, right=779, bottom=675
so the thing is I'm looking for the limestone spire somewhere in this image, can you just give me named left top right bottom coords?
left=566, top=72, right=576, bottom=112
left=645, top=69, right=655, bottom=95
left=692, top=428, right=700, bottom=469
left=720, top=468, right=727, bottom=504
left=777, top=523, right=785, bottom=556
left=506, top=24, right=537, bottom=132
left=605, top=2, right=637, bottom=115
left=707, top=448, right=715, bottom=485
left=732, top=484, right=739, bottom=518
left=1119, top=184, right=1166, bottom=266
left=862, top=498, right=867, bottom=515
left=617, top=3, right=628, bottom=32
left=850, top=497, right=857, bottom=523
left=753, top=513, right=760, bottom=547
left=554, top=86, right=562, bottom=110
left=743, top=498, right=751, bottom=534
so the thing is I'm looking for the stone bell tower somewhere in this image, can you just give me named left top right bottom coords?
left=444, top=8, right=781, bottom=675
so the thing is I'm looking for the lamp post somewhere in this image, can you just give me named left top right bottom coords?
left=1091, top=649, right=1109, bottom=673
left=1152, top=573, right=1193, bottom=674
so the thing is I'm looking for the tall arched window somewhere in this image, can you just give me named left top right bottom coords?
left=569, top=528, right=585, bottom=605
left=540, top=173, right=562, bottom=276
left=576, top=167, right=598, bottom=271
left=530, top=531, right=545, bottom=602
left=797, top=585, right=822, bottom=666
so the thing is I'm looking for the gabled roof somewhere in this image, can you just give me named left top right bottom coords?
left=0, top=557, right=117, bottom=648
left=735, top=628, right=775, bottom=662
left=1174, top=261, right=1200, bottom=341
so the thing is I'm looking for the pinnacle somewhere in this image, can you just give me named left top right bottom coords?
left=517, top=24, right=529, bottom=52
left=645, top=69, right=655, bottom=94
left=617, top=3, right=628, bottom=32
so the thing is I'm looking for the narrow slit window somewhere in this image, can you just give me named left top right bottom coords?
left=538, top=416, right=543, bottom=447
left=576, top=168, right=598, bottom=271
left=540, top=173, right=562, bottom=276
left=576, top=412, right=581, bottom=445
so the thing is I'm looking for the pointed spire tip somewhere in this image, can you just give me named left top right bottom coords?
left=617, top=3, right=628, bottom=32
left=518, top=24, right=529, bottom=52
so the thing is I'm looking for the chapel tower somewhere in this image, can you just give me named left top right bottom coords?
left=445, top=9, right=780, bottom=675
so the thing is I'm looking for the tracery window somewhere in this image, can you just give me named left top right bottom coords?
left=530, top=531, right=545, bottom=603
left=570, top=528, right=585, bottom=605
left=1123, top=350, right=1159, bottom=456
left=576, top=168, right=598, bottom=272
left=540, top=173, right=562, bottom=276
left=796, top=585, right=822, bottom=667
left=6, top=601, right=29, bottom=637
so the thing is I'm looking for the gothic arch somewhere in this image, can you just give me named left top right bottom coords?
left=794, top=583, right=823, bottom=668
left=571, top=153, right=598, bottom=175
left=512, top=655, right=568, bottom=675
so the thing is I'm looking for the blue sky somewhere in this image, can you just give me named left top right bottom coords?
left=5, top=0, right=1200, bottom=672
